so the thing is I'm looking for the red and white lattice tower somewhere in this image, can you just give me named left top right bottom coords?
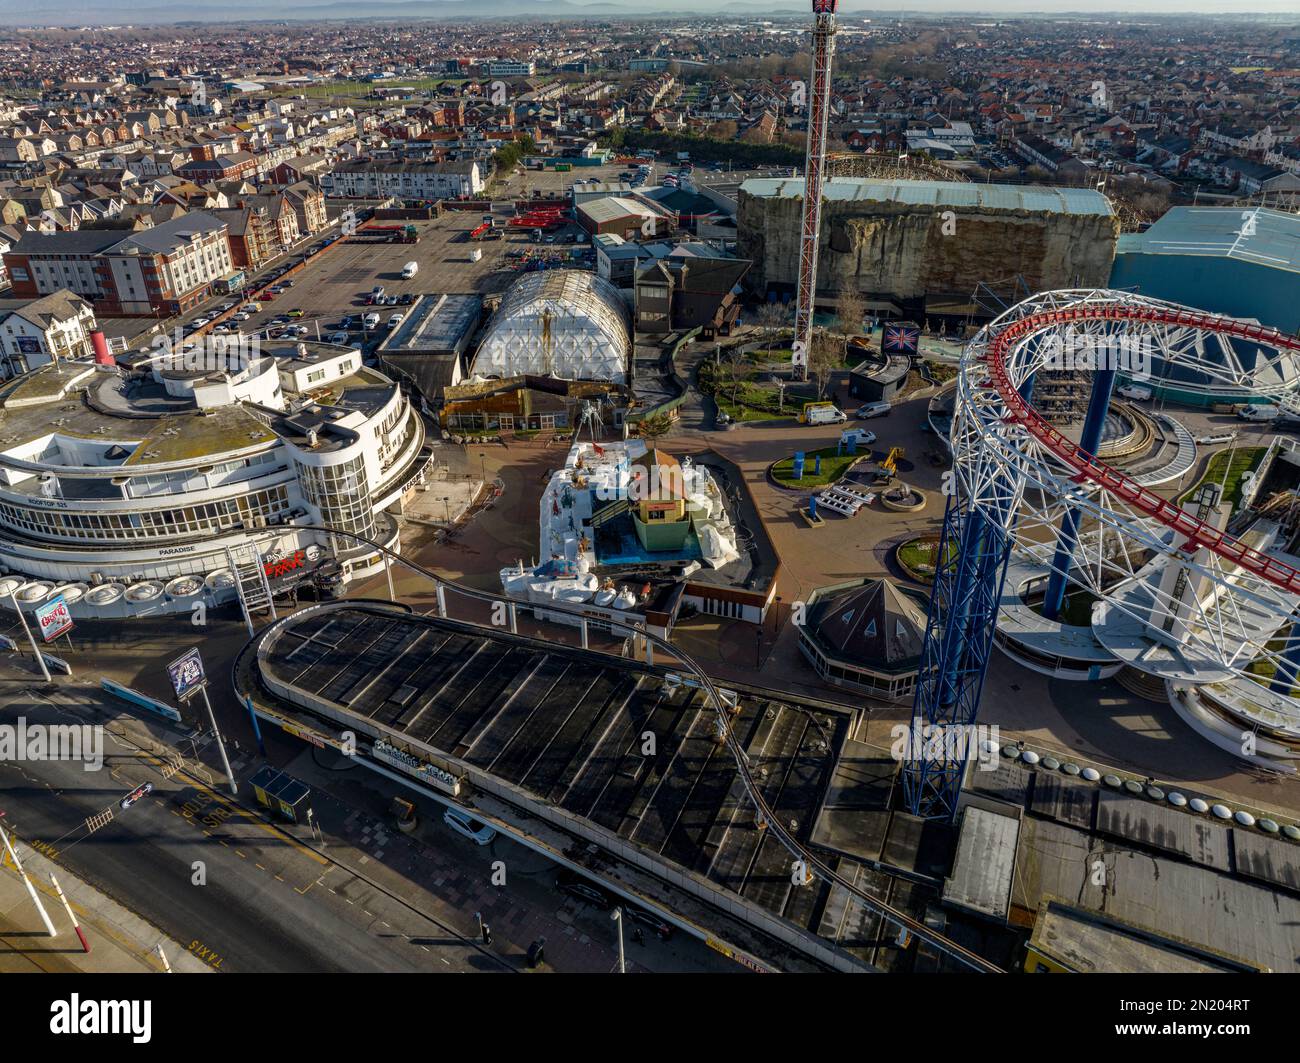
left=792, top=0, right=838, bottom=380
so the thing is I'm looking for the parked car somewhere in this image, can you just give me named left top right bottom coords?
left=287, top=308, right=305, bottom=318
left=556, top=870, right=613, bottom=909
left=371, top=285, right=385, bottom=300
left=399, top=292, right=415, bottom=305
left=362, top=312, right=380, bottom=330
left=1116, top=383, right=1152, bottom=401
left=328, top=330, right=350, bottom=344
left=387, top=313, right=405, bottom=328
left=259, top=292, right=276, bottom=302
left=442, top=806, right=496, bottom=846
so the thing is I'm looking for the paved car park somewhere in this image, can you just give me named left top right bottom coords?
left=200, top=215, right=524, bottom=351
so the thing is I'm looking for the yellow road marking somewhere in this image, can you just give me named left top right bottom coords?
left=133, top=749, right=326, bottom=866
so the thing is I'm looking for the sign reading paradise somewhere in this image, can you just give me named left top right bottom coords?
left=34, top=594, right=73, bottom=642
left=166, top=647, right=207, bottom=702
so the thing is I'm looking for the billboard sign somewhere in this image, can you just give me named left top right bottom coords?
left=166, top=647, right=207, bottom=702
left=34, top=595, right=73, bottom=642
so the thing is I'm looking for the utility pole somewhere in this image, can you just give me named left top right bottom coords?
left=198, top=686, right=237, bottom=797
left=0, top=824, right=56, bottom=937
left=10, top=590, right=50, bottom=683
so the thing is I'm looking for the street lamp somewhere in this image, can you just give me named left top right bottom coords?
left=478, top=450, right=488, bottom=485
left=611, top=907, right=626, bottom=974
left=443, top=496, right=451, bottom=524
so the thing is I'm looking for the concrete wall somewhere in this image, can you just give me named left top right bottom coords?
left=738, top=189, right=1119, bottom=304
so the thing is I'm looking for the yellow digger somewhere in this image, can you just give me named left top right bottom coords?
left=875, top=446, right=905, bottom=484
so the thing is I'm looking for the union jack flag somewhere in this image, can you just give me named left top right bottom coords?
left=882, top=325, right=920, bottom=355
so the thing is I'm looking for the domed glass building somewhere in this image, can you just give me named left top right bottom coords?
left=471, top=270, right=631, bottom=383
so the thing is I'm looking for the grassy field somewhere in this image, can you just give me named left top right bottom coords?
left=772, top=446, right=860, bottom=488
left=1178, top=446, right=1267, bottom=509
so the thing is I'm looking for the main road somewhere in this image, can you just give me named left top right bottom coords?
left=0, top=683, right=507, bottom=973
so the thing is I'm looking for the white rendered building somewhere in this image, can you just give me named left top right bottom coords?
left=0, top=338, right=429, bottom=617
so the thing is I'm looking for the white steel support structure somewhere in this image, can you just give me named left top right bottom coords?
left=906, top=288, right=1300, bottom=812
left=792, top=0, right=838, bottom=380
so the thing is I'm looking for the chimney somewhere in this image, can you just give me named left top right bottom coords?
left=90, top=329, right=114, bottom=366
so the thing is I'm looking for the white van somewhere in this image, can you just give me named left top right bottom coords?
left=401, top=261, right=418, bottom=279
left=1238, top=404, right=1279, bottom=422
left=362, top=312, right=380, bottom=330
left=1116, top=383, right=1152, bottom=401
left=856, top=401, right=893, bottom=420
left=805, top=404, right=847, bottom=426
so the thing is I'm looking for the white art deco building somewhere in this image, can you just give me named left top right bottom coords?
left=0, top=337, right=430, bottom=617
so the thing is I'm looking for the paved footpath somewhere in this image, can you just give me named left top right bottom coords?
left=0, top=832, right=208, bottom=974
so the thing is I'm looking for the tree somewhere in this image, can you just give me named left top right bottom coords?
left=637, top=412, right=673, bottom=445
left=756, top=300, right=788, bottom=358
left=835, top=287, right=866, bottom=358
left=808, top=329, right=840, bottom=399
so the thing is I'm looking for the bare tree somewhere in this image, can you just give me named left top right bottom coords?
left=835, top=286, right=866, bottom=358
left=808, top=329, right=840, bottom=400
left=756, top=300, right=788, bottom=359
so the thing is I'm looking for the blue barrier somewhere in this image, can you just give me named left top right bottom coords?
left=100, top=678, right=182, bottom=723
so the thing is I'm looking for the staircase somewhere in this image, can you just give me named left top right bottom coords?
left=1115, top=665, right=1170, bottom=703
left=590, top=498, right=631, bottom=529
left=225, top=542, right=276, bottom=627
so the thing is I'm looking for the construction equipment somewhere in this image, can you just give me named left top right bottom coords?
left=875, top=446, right=905, bottom=483
left=792, top=0, right=839, bottom=381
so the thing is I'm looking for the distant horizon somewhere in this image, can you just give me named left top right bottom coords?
left=0, top=0, right=1298, bottom=28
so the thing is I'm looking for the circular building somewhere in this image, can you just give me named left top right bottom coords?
left=471, top=270, right=631, bottom=383
left=798, top=577, right=928, bottom=702
left=0, top=338, right=428, bottom=616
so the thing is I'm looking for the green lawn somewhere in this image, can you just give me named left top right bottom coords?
left=715, top=395, right=788, bottom=422
left=772, top=446, right=860, bottom=488
left=897, top=538, right=941, bottom=577
left=1178, top=446, right=1267, bottom=509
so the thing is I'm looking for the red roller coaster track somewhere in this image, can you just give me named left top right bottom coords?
left=983, top=304, right=1300, bottom=595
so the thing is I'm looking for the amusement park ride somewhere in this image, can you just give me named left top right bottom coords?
left=904, top=291, right=1300, bottom=818
left=792, top=0, right=839, bottom=381
left=782, top=7, right=1300, bottom=821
